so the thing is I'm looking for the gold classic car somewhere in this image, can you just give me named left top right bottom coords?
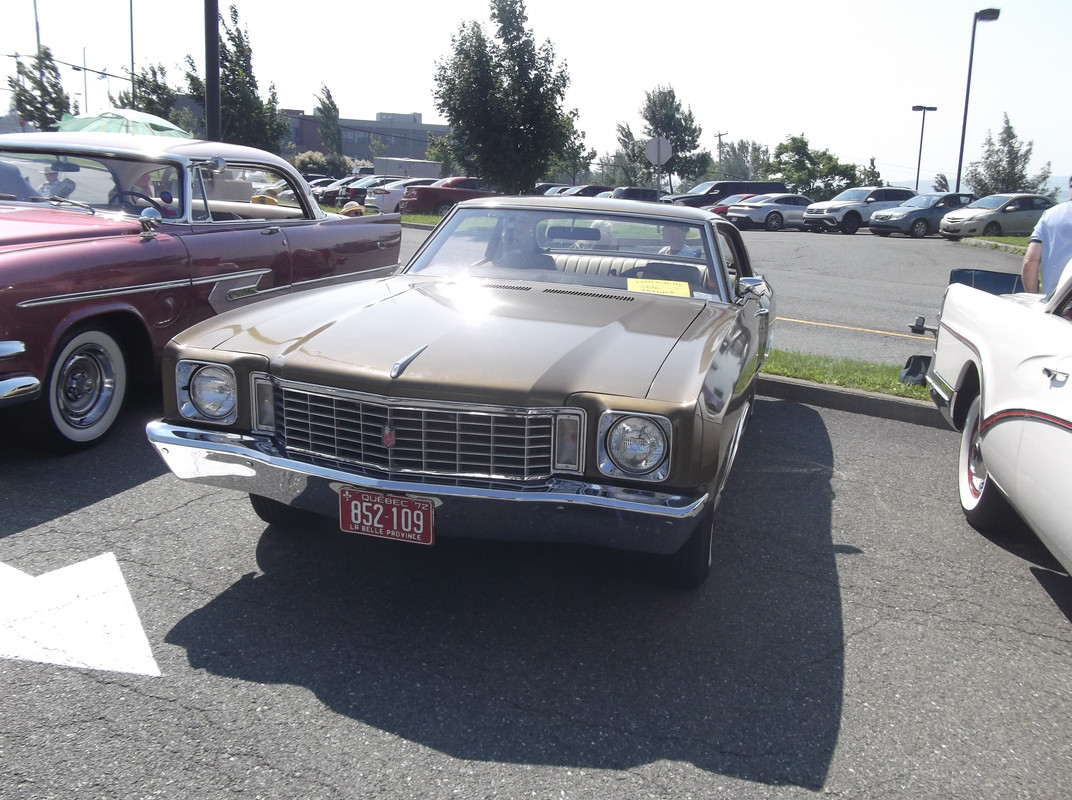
left=146, top=197, right=775, bottom=588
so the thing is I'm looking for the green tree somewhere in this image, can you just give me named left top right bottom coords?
left=715, top=139, right=770, bottom=181
left=639, top=86, right=711, bottom=191
left=7, top=46, right=70, bottom=131
left=933, top=173, right=950, bottom=192
left=426, top=134, right=458, bottom=178
left=184, top=6, right=289, bottom=151
left=292, top=149, right=352, bottom=179
left=859, top=157, right=883, bottom=187
left=314, top=85, right=342, bottom=157
left=369, top=134, right=389, bottom=159
left=604, top=122, right=647, bottom=187
left=964, top=113, right=1053, bottom=198
left=114, top=64, right=178, bottom=120
left=433, top=0, right=569, bottom=194
left=545, top=110, right=596, bottom=184
left=764, top=135, right=858, bottom=201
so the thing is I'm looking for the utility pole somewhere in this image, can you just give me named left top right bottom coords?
left=715, top=131, right=728, bottom=179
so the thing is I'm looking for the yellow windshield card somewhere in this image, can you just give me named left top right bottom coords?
left=626, top=279, right=691, bottom=297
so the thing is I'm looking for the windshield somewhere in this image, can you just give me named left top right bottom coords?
left=0, top=148, right=185, bottom=218
left=406, top=206, right=725, bottom=301
left=740, top=195, right=773, bottom=205
left=828, top=188, right=871, bottom=203
left=902, top=194, right=940, bottom=208
left=966, top=195, right=1010, bottom=209
left=687, top=181, right=716, bottom=195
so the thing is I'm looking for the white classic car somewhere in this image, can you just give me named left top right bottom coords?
left=906, top=269, right=1072, bottom=572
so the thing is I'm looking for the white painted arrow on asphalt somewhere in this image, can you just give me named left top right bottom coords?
left=0, top=553, right=160, bottom=677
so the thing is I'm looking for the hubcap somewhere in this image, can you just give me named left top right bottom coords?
left=966, top=422, right=985, bottom=498
left=57, top=345, right=115, bottom=428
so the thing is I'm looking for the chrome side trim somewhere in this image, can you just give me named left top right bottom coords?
left=0, top=376, right=41, bottom=407
left=0, top=341, right=27, bottom=360
left=16, top=269, right=271, bottom=309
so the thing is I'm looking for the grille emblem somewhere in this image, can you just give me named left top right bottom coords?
left=382, top=424, right=396, bottom=448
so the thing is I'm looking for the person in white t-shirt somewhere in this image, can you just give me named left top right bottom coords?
left=1022, top=177, right=1072, bottom=295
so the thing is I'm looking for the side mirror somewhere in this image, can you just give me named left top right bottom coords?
left=139, top=207, right=162, bottom=238
left=738, top=276, right=770, bottom=300
left=192, top=157, right=227, bottom=174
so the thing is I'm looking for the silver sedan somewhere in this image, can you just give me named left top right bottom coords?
left=725, top=194, right=813, bottom=231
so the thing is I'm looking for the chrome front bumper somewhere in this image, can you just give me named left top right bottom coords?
left=146, top=421, right=708, bottom=554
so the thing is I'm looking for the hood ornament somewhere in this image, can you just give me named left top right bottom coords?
left=390, top=345, right=428, bottom=379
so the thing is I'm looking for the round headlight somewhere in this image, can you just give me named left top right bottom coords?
left=606, top=416, right=667, bottom=475
left=190, top=365, right=237, bottom=419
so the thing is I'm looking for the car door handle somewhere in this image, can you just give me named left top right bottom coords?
left=755, top=308, right=770, bottom=318
left=377, top=240, right=390, bottom=250
left=261, top=226, right=281, bottom=235
left=1043, top=367, right=1068, bottom=380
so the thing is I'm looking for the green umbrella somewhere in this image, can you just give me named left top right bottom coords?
left=55, top=108, right=193, bottom=138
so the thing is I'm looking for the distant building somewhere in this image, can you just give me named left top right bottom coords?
left=282, top=110, right=449, bottom=162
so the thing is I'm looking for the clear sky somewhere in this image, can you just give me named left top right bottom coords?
left=4, top=0, right=1068, bottom=193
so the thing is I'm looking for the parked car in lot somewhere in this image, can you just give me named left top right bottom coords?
left=725, top=194, right=814, bottom=231
left=146, top=196, right=775, bottom=589
left=335, top=175, right=405, bottom=208
left=662, top=180, right=788, bottom=208
left=312, top=174, right=366, bottom=207
left=0, top=132, right=402, bottom=451
left=557, top=184, right=613, bottom=198
left=939, top=193, right=1055, bottom=240
left=363, top=177, right=436, bottom=213
left=905, top=268, right=1072, bottom=576
left=610, top=186, right=659, bottom=202
left=531, top=182, right=569, bottom=195
left=399, top=176, right=499, bottom=215
left=869, top=192, right=975, bottom=238
left=802, top=186, right=917, bottom=234
left=700, top=193, right=758, bottom=216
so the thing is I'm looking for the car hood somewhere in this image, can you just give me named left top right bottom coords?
left=807, top=200, right=857, bottom=212
left=188, top=275, right=721, bottom=406
left=0, top=205, right=139, bottom=250
left=944, top=207, right=992, bottom=220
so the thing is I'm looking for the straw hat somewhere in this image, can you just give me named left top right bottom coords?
left=341, top=202, right=365, bottom=217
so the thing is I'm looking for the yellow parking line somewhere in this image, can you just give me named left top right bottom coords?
left=778, top=316, right=931, bottom=340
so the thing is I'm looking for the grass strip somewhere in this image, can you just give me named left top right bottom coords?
left=761, top=349, right=931, bottom=401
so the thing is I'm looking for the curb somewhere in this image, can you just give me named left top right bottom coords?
left=959, top=237, right=1027, bottom=255
left=757, top=374, right=945, bottom=429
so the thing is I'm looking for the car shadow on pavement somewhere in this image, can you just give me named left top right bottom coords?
left=165, top=398, right=844, bottom=789
left=0, top=384, right=166, bottom=539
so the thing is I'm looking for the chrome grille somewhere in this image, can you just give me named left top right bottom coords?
left=276, top=382, right=558, bottom=481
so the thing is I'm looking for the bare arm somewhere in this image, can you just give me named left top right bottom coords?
left=1022, top=240, right=1042, bottom=292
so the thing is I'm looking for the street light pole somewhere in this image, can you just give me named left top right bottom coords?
left=955, top=8, right=1000, bottom=192
left=912, top=105, right=936, bottom=191
left=129, top=0, right=136, bottom=107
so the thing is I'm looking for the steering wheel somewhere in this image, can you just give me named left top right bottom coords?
left=115, top=190, right=163, bottom=211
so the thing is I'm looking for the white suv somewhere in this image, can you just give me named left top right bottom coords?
left=802, top=186, right=916, bottom=235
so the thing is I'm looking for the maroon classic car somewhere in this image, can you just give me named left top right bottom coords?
left=0, top=132, right=401, bottom=451
left=398, top=176, right=499, bottom=215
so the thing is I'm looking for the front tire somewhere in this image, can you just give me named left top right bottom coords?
left=983, top=221, right=1002, bottom=237
left=249, top=494, right=323, bottom=529
left=764, top=211, right=784, bottom=232
left=909, top=219, right=929, bottom=238
left=434, top=201, right=454, bottom=216
left=840, top=214, right=860, bottom=235
left=958, top=395, right=1017, bottom=531
left=24, top=325, right=128, bottom=452
left=657, top=502, right=714, bottom=589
